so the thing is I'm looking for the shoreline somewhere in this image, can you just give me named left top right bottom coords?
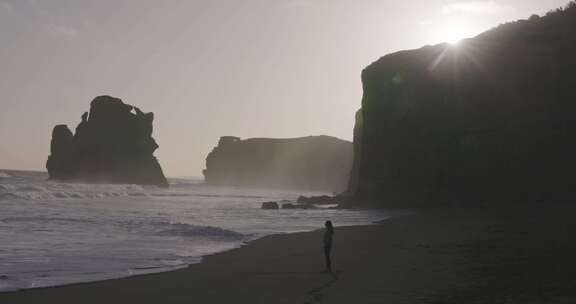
left=0, top=216, right=392, bottom=294
left=1, top=169, right=390, bottom=295
left=2, top=205, right=576, bottom=303
left=0, top=227, right=351, bottom=303
left=0, top=214, right=402, bottom=304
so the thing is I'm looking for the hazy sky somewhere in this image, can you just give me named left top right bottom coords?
left=0, top=0, right=567, bottom=177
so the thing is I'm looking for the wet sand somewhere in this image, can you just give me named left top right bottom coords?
left=2, top=205, right=576, bottom=303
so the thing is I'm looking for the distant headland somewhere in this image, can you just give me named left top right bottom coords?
left=203, top=135, right=352, bottom=192
left=46, top=95, right=168, bottom=187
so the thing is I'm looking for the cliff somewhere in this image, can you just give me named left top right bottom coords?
left=349, top=4, right=576, bottom=207
left=203, top=136, right=352, bottom=192
left=46, top=96, right=168, bottom=187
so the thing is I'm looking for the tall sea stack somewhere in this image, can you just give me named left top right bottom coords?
left=46, top=95, right=168, bottom=187
left=348, top=7, right=576, bottom=207
left=203, top=136, right=352, bottom=192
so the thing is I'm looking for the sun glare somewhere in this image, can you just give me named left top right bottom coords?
left=431, top=25, right=477, bottom=45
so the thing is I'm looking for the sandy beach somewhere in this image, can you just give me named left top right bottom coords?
left=2, top=205, right=576, bottom=304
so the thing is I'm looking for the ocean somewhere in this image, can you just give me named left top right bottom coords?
left=0, top=170, right=387, bottom=292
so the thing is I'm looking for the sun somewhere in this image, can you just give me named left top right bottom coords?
left=441, top=29, right=469, bottom=44
left=430, top=25, right=477, bottom=45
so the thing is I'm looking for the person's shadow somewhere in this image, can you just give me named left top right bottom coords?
left=305, top=270, right=343, bottom=303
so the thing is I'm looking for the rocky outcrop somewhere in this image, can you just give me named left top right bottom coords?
left=261, top=201, right=280, bottom=209
left=204, top=136, right=352, bottom=192
left=46, top=96, right=168, bottom=187
left=348, top=5, right=576, bottom=207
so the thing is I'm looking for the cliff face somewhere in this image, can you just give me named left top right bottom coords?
left=203, top=136, right=352, bottom=192
left=46, top=96, right=168, bottom=187
left=346, top=109, right=363, bottom=195
left=350, top=6, right=576, bottom=207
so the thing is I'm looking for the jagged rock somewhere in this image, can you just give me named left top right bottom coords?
left=261, top=201, right=279, bottom=209
left=349, top=6, right=576, bottom=207
left=46, top=125, right=75, bottom=180
left=46, top=95, right=168, bottom=187
left=203, top=136, right=352, bottom=192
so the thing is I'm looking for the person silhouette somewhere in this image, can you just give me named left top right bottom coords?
left=323, top=220, right=334, bottom=272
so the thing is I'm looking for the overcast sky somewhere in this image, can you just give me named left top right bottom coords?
left=0, top=0, right=568, bottom=177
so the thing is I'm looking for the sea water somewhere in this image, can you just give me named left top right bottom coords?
left=0, top=170, right=387, bottom=292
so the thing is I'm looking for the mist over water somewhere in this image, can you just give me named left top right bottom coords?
left=0, top=170, right=388, bottom=292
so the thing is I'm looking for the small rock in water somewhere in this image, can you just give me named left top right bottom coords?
left=261, top=201, right=279, bottom=209
left=282, top=203, right=316, bottom=209
left=297, top=195, right=339, bottom=205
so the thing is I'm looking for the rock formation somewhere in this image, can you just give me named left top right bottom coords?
left=46, top=95, right=168, bottom=187
left=261, top=201, right=280, bottom=209
left=203, top=136, right=352, bottom=192
left=347, top=5, right=576, bottom=207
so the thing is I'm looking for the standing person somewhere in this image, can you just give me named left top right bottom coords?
left=323, top=220, right=334, bottom=272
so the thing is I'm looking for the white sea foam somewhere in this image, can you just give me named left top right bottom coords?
left=0, top=170, right=389, bottom=292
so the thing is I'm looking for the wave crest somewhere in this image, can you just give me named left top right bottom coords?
left=0, top=183, right=149, bottom=201
left=156, top=223, right=245, bottom=241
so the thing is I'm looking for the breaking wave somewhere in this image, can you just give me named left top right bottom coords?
left=156, top=223, right=246, bottom=241
left=0, top=183, right=150, bottom=201
left=0, top=184, right=272, bottom=201
left=1, top=216, right=98, bottom=225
